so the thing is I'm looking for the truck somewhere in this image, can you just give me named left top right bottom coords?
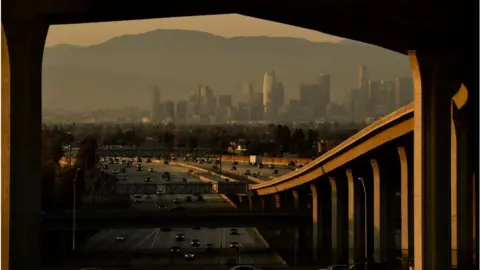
left=249, top=155, right=262, bottom=165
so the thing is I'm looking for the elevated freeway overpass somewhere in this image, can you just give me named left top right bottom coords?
left=3, top=0, right=477, bottom=269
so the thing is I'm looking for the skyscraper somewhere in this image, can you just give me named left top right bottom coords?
left=358, top=65, right=369, bottom=90
left=150, top=86, right=160, bottom=123
left=263, top=71, right=277, bottom=120
left=275, top=81, right=285, bottom=106
left=394, top=77, right=414, bottom=108
left=218, top=95, right=232, bottom=108
left=242, top=83, right=255, bottom=105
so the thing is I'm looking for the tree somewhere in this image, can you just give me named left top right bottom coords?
left=75, top=137, right=98, bottom=169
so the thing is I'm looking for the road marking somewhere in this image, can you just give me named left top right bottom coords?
left=150, top=228, right=160, bottom=248
left=133, top=229, right=157, bottom=249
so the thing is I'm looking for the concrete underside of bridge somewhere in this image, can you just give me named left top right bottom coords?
left=1, top=1, right=479, bottom=269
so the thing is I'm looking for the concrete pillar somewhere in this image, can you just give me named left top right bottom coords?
left=2, top=21, right=49, bottom=270
left=311, top=183, right=322, bottom=263
left=346, top=168, right=356, bottom=264
left=451, top=84, right=475, bottom=269
left=409, top=51, right=461, bottom=270
left=248, top=194, right=254, bottom=211
left=398, top=146, right=413, bottom=261
left=274, top=194, right=281, bottom=209
left=329, top=177, right=339, bottom=263
left=292, top=190, right=300, bottom=210
left=371, top=158, right=396, bottom=263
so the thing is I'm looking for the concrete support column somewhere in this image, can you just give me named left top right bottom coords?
left=2, top=21, right=49, bottom=270
left=346, top=168, right=365, bottom=264
left=274, top=194, right=281, bottom=209
left=398, top=146, right=413, bottom=262
left=248, top=194, right=254, bottom=211
left=372, top=158, right=396, bottom=263
left=409, top=51, right=461, bottom=270
left=292, top=190, right=300, bottom=210
left=451, top=85, right=475, bottom=269
left=311, top=183, right=322, bottom=263
left=329, top=177, right=339, bottom=263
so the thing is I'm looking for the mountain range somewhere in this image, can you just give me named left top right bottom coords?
left=42, top=29, right=412, bottom=112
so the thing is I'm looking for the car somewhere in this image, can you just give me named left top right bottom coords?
left=232, top=161, right=238, bottom=165
left=229, top=242, right=240, bottom=248
left=288, top=161, right=295, bottom=166
left=180, top=178, right=187, bottom=183
left=145, top=177, right=151, bottom=182
left=116, top=236, right=125, bottom=242
left=170, top=246, right=180, bottom=253
left=121, top=176, right=127, bottom=181
left=144, top=194, right=153, bottom=200
left=148, top=168, right=154, bottom=172
left=212, top=165, right=218, bottom=170
left=205, top=243, right=214, bottom=252
left=111, top=169, right=117, bottom=174
left=163, top=160, right=169, bottom=165
left=197, top=195, right=204, bottom=201
left=230, top=229, right=239, bottom=235
left=137, top=158, right=142, bottom=162
left=251, top=172, right=257, bottom=177
left=158, top=204, right=167, bottom=209
left=188, top=169, right=193, bottom=173
left=132, top=194, right=143, bottom=203
left=186, top=196, right=192, bottom=202
left=268, top=164, right=275, bottom=169
left=161, top=228, right=172, bottom=232
left=231, top=166, right=237, bottom=170
left=257, top=163, right=263, bottom=168
left=190, top=239, right=200, bottom=247
left=162, top=172, right=170, bottom=178
left=175, top=233, right=185, bottom=241
left=184, top=252, right=195, bottom=260
left=120, top=168, right=126, bottom=173
left=244, top=169, right=251, bottom=175
left=171, top=157, right=177, bottom=161
left=173, top=198, right=181, bottom=203
left=166, top=177, right=172, bottom=181
left=146, top=158, right=151, bottom=163
left=137, top=167, right=142, bottom=171
left=272, top=169, right=279, bottom=174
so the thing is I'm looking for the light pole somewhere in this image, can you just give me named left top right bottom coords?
left=68, top=145, right=72, bottom=168
left=72, top=167, right=81, bottom=251
left=358, top=177, right=368, bottom=269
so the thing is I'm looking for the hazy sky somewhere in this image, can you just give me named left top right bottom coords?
left=45, top=14, right=345, bottom=47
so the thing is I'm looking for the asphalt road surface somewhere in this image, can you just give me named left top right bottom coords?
left=191, top=161, right=292, bottom=180
left=79, top=161, right=284, bottom=266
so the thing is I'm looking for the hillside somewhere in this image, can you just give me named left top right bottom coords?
left=43, top=29, right=411, bottom=111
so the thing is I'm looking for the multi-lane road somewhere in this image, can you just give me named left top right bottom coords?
left=188, top=161, right=292, bottom=181
left=78, top=161, right=284, bottom=266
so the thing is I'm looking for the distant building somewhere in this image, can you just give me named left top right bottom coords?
left=150, top=86, right=161, bottom=124
left=242, top=83, right=255, bottom=105
left=176, top=100, right=187, bottom=123
left=263, top=71, right=277, bottom=120
left=218, top=94, right=232, bottom=108
left=394, top=77, right=413, bottom=108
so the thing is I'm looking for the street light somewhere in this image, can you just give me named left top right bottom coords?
left=357, top=177, right=368, bottom=269
left=72, top=167, right=81, bottom=251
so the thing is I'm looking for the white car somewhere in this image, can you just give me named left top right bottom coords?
left=148, top=168, right=154, bottom=172
left=184, top=251, right=195, bottom=260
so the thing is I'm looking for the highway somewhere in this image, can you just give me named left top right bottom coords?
left=77, top=161, right=284, bottom=266
left=187, top=161, right=292, bottom=181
